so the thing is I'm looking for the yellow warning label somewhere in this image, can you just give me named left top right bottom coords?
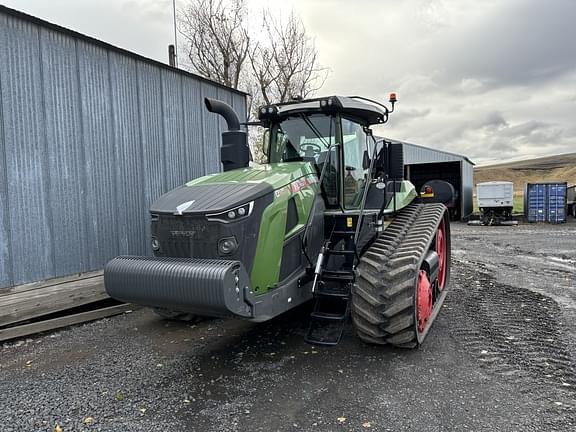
left=346, top=217, right=353, bottom=228
left=420, top=192, right=434, bottom=198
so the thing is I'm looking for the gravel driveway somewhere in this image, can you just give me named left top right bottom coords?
left=1, top=221, right=575, bottom=431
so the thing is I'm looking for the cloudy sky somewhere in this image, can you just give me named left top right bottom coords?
left=3, top=0, right=576, bottom=164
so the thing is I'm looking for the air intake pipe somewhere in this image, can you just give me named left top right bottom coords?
left=204, top=98, right=250, bottom=171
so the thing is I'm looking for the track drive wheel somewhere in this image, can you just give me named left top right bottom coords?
left=351, top=204, right=451, bottom=348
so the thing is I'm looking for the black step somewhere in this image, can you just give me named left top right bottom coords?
left=316, top=281, right=351, bottom=299
left=333, top=230, right=355, bottom=236
left=321, top=270, right=355, bottom=282
left=305, top=317, right=346, bottom=346
left=327, top=249, right=356, bottom=256
left=311, top=311, right=347, bottom=321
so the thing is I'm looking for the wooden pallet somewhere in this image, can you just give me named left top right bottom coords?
left=0, top=272, right=137, bottom=342
left=0, top=272, right=107, bottom=328
left=0, top=304, right=135, bottom=342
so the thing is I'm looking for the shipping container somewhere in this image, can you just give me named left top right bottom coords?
left=524, top=182, right=567, bottom=223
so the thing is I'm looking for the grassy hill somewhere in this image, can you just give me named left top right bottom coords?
left=473, top=153, right=576, bottom=213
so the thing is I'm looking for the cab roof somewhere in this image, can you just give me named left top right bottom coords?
left=261, top=96, right=389, bottom=125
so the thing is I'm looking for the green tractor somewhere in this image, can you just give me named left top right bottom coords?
left=105, top=94, right=450, bottom=347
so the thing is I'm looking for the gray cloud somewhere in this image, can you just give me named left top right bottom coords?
left=429, top=0, right=576, bottom=88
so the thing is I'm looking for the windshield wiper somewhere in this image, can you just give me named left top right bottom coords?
left=299, top=114, right=331, bottom=149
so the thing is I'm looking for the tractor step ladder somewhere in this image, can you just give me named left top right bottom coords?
left=305, top=240, right=356, bottom=346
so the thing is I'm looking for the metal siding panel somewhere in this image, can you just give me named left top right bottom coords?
left=0, top=14, right=13, bottom=288
left=403, top=143, right=460, bottom=164
left=41, top=29, right=88, bottom=276
left=0, top=9, right=247, bottom=288
left=181, top=77, right=206, bottom=179
left=137, top=61, right=165, bottom=204
left=1, top=17, right=53, bottom=285
left=162, top=69, right=188, bottom=190
left=201, top=83, right=221, bottom=174
left=137, top=61, right=165, bottom=255
left=109, top=52, right=147, bottom=255
left=77, top=41, right=120, bottom=269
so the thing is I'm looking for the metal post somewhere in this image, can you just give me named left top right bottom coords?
left=168, top=44, right=176, bottom=67
left=172, top=0, right=178, bottom=67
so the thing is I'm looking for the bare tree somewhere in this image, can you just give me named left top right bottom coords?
left=249, top=11, right=328, bottom=107
left=179, top=0, right=250, bottom=89
left=179, top=1, right=327, bottom=114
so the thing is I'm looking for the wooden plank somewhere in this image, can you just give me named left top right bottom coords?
left=0, top=276, right=108, bottom=327
left=0, top=304, right=137, bottom=342
left=0, top=271, right=103, bottom=298
left=1, top=276, right=105, bottom=306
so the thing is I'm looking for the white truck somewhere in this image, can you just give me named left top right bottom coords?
left=476, top=181, right=514, bottom=225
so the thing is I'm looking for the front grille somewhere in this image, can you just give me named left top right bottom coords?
left=150, top=192, right=270, bottom=274
left=153, top=215, right=221, bottom=259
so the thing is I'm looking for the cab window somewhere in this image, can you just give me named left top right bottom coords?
left=341, top=118, right=370, bottom=208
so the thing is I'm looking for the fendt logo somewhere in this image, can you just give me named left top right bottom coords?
left=175, top=200, right=196, bottom=215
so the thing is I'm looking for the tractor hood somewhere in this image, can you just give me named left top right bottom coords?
left=150, top=162, right=317, bottom=215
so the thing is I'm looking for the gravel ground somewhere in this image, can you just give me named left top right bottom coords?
left=1, top=220, right=576, bottom=431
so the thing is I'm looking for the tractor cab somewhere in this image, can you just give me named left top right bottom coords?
left=260, top=95, right=403, bottom=214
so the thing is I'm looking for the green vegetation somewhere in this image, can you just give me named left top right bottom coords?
left=513, top=195, right=524, bottom=214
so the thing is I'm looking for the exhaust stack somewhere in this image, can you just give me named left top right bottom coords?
left=204, top=98, right=249, bottom=172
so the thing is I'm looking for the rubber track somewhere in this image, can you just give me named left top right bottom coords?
left=351, top=203, right=448, bottom=348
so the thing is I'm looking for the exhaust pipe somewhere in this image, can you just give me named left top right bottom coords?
left=204, top=98, right=241, bottom=131
left=205, top=98, right=250, bottom=172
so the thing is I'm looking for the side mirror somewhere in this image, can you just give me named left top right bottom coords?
left=261, top=129, right=270, bottom=161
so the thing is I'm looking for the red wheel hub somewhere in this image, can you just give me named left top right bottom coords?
left=436, top=220, right=447, bottom=290
left=416, top=270, right=433, bottom=333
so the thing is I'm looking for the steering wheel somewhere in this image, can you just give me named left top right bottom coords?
left=300, top=142, right=322, bottom=158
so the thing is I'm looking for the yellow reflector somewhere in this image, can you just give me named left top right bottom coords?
left=346, top=217, right=353, bottom=228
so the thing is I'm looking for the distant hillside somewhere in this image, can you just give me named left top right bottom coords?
left=474, top=153, right=576, bottom=194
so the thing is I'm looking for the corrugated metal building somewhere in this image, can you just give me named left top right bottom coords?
left=0, top=6, right=247, bottom=289
left=386, top=139, right=475, bottom=220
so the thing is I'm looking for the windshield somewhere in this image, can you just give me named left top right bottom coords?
left=268, top=114, right=336, bottom=164
left=268, top=114, right=339, bottom=206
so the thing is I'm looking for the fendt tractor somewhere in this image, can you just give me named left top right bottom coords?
left=105, top=94, right=451, bottom=347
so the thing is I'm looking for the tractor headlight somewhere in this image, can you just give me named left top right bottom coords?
left=206, top=201, right=254, bottom=223
left=218, top=236, right=238, bottom=255
left=320, top=97, right=340, bottom=110
left=258, top=105, right=278, bottom=120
